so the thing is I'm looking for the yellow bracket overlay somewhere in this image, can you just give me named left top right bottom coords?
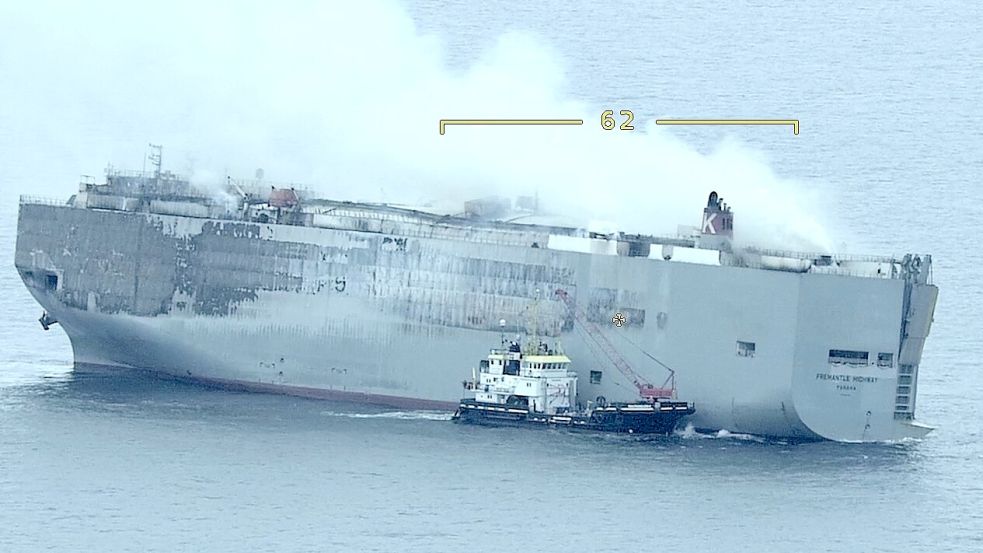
left=439, top=119, right=584, bottom=135
left=655, top=119, right=800, bottom=135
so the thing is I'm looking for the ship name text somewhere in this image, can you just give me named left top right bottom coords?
left=815, top=373, right=880, bottom=384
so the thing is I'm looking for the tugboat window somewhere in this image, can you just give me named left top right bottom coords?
left=590, top=370, right=602, bottom=384
left=45, top=274, right=58, bottom=290
left=877, top=353, right=894, bottom=367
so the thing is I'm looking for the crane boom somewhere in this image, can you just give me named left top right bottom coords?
left=554, top=288, right=675, bottom=400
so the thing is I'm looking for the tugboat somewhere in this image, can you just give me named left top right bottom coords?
left=452, top=335, right=695, bottom=435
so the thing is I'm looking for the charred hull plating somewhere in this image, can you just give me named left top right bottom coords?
left=14, top=175, right=938, bottom=442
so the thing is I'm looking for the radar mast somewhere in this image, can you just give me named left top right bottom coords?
left=147, top=143, right=163, bottom=185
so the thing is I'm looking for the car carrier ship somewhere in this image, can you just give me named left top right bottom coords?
left=14, top=152, right=938, bottom=442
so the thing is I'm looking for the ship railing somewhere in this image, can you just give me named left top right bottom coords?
left=732, top=259, right=898, bottom=279
left=19, top=195, right=73, bottom=207
left=741, top=246, right=899, bottom=265
left=230, top=178, right=315, bottom=199
left=308, top=198, right=573, bottom=233
left=108, top=169, right=191, bottom=181
left=813, top=265, right=900, bottom=279
left=618, top=232, right=699, bottom=248
left=311, top=209, right=547, bottom=246
left=109, top=169, right=158, bottom=178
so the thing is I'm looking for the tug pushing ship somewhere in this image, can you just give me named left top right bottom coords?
left=452, top=290, right=696, bottom=434
left=14, top=148, right=939, bottom=442
left=452, top=336, right=694, bottom=434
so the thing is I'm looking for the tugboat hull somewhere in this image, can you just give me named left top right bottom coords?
left=453, top=399, right=694, bottom=435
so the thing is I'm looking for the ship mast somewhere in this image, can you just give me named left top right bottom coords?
left=524, top=288, right=542, bottom=354
left=148, top=143, right=162, bottom=185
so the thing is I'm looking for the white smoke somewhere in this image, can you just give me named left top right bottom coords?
left=0, top=0, right=834, bottom=251
left=189, top=168, right=239, bottom=215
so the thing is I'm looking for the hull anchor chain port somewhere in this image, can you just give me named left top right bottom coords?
left=39, top=311, right=58, bottom=331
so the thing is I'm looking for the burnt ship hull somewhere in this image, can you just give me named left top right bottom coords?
left=14, top=193, right=938, bottom=442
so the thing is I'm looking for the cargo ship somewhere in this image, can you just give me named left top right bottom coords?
left=14, top=155, right=938, bottom=442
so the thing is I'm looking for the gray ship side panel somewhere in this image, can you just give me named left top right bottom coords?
left=792, top=274, right=908, bottom=441
left=16, top=205, right=176, bottom=316
left=662, top=262, right=802, bottom=435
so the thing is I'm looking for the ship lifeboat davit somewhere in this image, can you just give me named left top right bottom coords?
left=269, top=188, right=299, bottom=208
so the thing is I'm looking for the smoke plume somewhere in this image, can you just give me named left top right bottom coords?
left=0, top=0, right=834, bottom=251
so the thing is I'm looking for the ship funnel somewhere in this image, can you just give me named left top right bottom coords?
left=698, top=191, right=733, bottom=250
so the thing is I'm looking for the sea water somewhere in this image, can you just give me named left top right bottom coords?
left=1, top=1, right=981, bottom=551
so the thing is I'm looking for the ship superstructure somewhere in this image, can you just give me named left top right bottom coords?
left=14, top=162, right=938, bottom=442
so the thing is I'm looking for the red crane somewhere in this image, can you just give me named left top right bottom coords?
left=554, top=288, right=675, bottom=400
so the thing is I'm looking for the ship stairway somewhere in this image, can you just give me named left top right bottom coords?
left=893, top=364, right=916, bottom=420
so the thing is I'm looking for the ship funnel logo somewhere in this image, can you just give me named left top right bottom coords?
left=702, top=212, right=718, bottom=234
left=700, top=191, right=733, bottom=238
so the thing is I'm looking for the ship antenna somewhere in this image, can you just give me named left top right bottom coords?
left=528, top=288, right=542, bottom=354
left=499, top=318, right=507, bottom=346
left=148, top=143, right=163, bottom=185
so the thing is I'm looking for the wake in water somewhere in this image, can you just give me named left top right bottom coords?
left=676, top=422, right=770, bottom=443
left=320, top=410, right=454, bottom=421
left=319, top=410, right=781, bottom=442
left=0, top=360, right=73, bottom=388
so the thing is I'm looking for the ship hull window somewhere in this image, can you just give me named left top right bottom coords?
left=505, top=361, right=519, bottom=376
left=590, top=371, right=602, bottom=384
left=829, top=349, right=869, bottom=365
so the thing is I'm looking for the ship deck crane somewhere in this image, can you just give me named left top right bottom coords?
left=554, top=288, right=675, bottom=400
